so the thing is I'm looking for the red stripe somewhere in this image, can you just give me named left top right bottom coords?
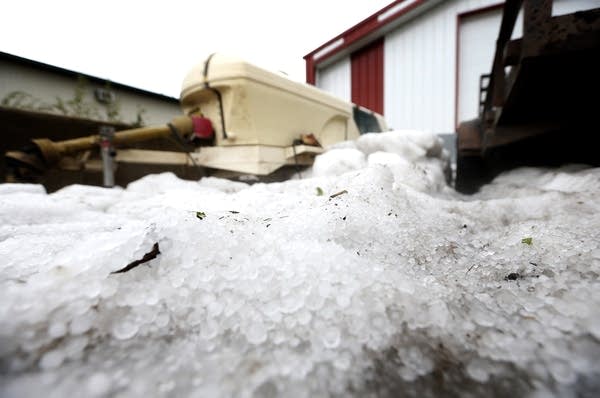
left=351, top=39, right=384, bottom=114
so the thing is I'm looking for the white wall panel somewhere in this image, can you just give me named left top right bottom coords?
left=315, top=57, right=351, bottom=102
left=458, top=8, right=503, bottom=124
left=384, top=0, right=501, bottom=133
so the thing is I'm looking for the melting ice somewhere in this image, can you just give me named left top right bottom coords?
left=0, top=130, right=599, bottom=397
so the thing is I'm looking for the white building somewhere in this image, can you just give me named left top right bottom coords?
left=0, top=52, right=181, bottom=127
left=304, top=0, right=598, bottom=133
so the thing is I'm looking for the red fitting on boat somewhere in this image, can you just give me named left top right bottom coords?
left=191, top=116, right=214, bottom=139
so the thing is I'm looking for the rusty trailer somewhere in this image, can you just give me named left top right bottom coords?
left=455, top=0, right=600, bottom=193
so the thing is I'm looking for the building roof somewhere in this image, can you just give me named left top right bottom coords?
left=0, top=51, right=179, bottom=103
left=303, top=0, right=445, bottom=82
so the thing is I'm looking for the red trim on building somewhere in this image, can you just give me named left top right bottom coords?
left=454, top=2, right=504, bottom=128
left=351, top=39, right=384, bottom=114
left=305, top=56, right=316, bottom=85
left=304, top=0, right=429, bottom=84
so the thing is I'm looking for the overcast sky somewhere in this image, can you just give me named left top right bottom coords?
left=2, top=0, right=392, bottom=98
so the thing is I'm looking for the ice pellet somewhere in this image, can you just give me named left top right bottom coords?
left=0, top=131, right=598, bottom=398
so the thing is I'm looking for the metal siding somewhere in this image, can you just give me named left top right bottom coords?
left=458, top=7, right=506, bottom=124
left=351, top=39, right=384, bottom=114
left=384, top=0, right=501, bottom=132
left=315, top=57, right=351, bottom=102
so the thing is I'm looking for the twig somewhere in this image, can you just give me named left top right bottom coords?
left=329, top=190, right=348, bottom=199
left=111, top=243, right=160, bottom=274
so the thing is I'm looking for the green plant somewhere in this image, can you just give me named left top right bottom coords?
left=52, top=96, right=69, bottom=115
left=132, top=106, right=147, bottom=127
left=103, top=82, right=122, bottom=122
left=3, top=78, right=149, bottom=128
left=1, top=91, right=42, bottom=110
left=66, top=75, right=100, bottom=120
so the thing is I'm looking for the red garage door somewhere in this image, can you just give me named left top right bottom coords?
left=351, top=38, right=384, bottom=115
